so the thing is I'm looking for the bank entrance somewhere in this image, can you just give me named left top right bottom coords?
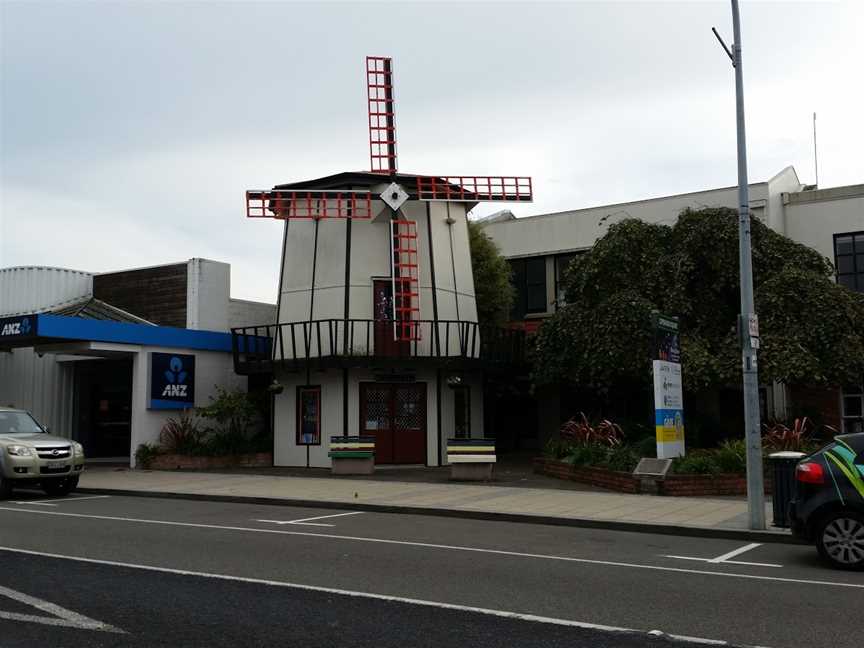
left=73, top=359, right=133, bottom=459
left=360, top=382, right=426, bottom=464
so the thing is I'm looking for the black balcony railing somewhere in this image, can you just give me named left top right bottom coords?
left=231, top=319, right=526, bottom=374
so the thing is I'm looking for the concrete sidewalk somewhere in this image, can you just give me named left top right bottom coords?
left=78, top=467, right=793, bottom=543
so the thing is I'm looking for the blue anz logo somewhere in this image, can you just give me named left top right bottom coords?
left=1, top=317, right=33, bottom=337
left=162, top=357, right=189, bottom=397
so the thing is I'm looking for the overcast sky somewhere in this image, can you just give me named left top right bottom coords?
left=2, top=0, right=862, bottom=303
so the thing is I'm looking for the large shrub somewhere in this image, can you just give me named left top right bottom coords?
left=533, top=208, right=864, bottom=392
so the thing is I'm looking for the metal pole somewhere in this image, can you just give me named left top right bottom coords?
left=731, top=0, right=765, bottom=530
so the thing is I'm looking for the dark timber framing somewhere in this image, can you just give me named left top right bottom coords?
left=306, top=218, right=320, bottom=385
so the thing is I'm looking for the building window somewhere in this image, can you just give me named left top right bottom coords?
left=509, top=256, right=547, bottom=319
left=453, top=386, right=470, bottom=439
left=834, top=231, right=864, bottom=293
left=297, top=386, right=321, bottom=445
left=841, top=388, right=864, bottom=434
left=554, top=252, right=582, bottom=310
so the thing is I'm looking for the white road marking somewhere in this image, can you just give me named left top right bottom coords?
left=256, top=511, right=364, bottom=527
left=665, top=555, right=784, bottom=568
left=0, top=545, right=750, bottom=647
left=709, top=542, right=763, bottom=563
left=0, top=506, right=858, bottom=589
left=0, top=583, right=124, bottom=633
left=665, top=542, right=783, bottom=568
left=13, top=495, right=111, bottom=507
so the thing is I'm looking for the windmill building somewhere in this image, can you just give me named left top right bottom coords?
left=233, top=57, right=530, bottom=467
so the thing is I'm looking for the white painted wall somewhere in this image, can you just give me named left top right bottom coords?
left=783, top=188, right=864, bottom=263
left=0, top=347, right=76, bottom=438
left=186, top=258, right=231, bottom=331
left=272, top=367, right=485, bottom=468
left=481, top=182, right=772, bottom=259
left=228, top=298, right=277, bottom=329
left=0, top=266, right=92, bottom=316
left=276, top=195, right=478, bottom=327
left=130, top=345, right=245, bottom=465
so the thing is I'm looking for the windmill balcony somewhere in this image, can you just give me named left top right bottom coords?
left=231, top=319, right=527, bottom=375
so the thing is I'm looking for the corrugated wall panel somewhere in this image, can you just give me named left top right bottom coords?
left=0, top=266, right=93, bottom=316
left=0, top=349, right=75, bottom=439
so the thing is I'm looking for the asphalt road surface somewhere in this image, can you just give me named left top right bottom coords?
left=0, top=492, right=861, bottom=647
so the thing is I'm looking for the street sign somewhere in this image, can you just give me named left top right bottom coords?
left=652, top=313, right=685, bottom=459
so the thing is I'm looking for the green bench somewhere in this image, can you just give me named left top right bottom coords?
left=446, top=438, right=496, bottom=481
left=329, top=436, right=375, bottom=475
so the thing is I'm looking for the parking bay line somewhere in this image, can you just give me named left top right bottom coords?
left=256, top=511, right=365, bottom=527
left=0, top=544, right=757, bottom=647
left=12, top=496, right=112, bottom=507
left=665, top=542, right=783, bottom=568
left=0, top=506, right=859, bottom=590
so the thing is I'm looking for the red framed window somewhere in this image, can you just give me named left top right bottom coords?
left=297, top=386, right=321, bottom=445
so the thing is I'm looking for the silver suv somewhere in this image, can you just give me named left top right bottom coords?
left=0, top=407, right=85, bottom=498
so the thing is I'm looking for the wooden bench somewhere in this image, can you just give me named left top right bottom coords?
left=329, top=436, right=375, bottom=475
left=446, top=438, right=496, bottom=481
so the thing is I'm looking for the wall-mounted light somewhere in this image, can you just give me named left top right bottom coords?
left=446, top=375, right=463, bottom=388
left=267, top=379, right=284, bottom=395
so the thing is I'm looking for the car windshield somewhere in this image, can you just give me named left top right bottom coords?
left=0, top=411, right=45, bottom=435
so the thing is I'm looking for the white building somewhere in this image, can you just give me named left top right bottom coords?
left=233, top=172, right=525, bottom=468
left=0, top=259, right=275, bottom=463
left=480, top=167, right=864, bottom=439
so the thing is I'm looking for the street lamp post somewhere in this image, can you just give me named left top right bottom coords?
left=715, top=0, right=766, bottom=530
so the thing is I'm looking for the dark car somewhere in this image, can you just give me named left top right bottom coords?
left=789, top=433, right=864, bottom=570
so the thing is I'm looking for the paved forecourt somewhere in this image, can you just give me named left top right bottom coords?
left=78, top=468, right=778, bottom=536
left=0, top=493, right=860, bottom=648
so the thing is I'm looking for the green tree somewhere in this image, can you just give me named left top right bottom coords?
left=533, top=207, right=864, bottom=392
left=468, top=220, right=515, bottom=326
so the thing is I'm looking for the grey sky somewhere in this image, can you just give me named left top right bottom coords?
left=2, top=0, right=862, bottom=304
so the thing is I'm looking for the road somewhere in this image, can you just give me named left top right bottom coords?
left=0, top=492, right=860, bottom=647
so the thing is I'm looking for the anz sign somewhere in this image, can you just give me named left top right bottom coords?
left=0, top=315, right=36, bottom=340
left=149, top=352, right=196, bottom=410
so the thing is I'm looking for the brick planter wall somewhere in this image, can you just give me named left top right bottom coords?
left=147, top=452, right=273, bottom=470
left=534, top=457, right=774, bottom=497
left=533, top=458, right=638, bottom=493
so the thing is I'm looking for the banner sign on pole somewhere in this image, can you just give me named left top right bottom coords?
left=652, top=313, right=685, bottom=458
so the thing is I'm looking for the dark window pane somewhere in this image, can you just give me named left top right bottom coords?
left=509, top=259, right=527, bottom=320
left=843, top=396, right=863, bottom=418
left=526, top=257, right=546, bottom=283
left=836, top=235, right=854, bottom=256
left=857, top=253, right=864, bottom=270
left=454, top=387, right=470, bottom=438
left=555, top=254, right=578, bottom=281
left=856, top=234, right=864, bottom=253
left=837, top=255, right=855, bottom=274
left=839, top=274, right=856, bottom=290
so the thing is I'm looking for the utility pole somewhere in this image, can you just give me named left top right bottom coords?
left=714, top=0, right=765, bottom=530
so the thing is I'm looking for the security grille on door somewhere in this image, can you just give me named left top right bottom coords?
left=395, top=386, right=423, bottom=430
left=364, top=387, right=389, bottom=431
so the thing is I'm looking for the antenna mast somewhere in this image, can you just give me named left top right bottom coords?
left=813, top=112, right=819, bottom=187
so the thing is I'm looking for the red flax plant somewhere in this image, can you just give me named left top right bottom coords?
left=559, top=412, right=624, bottom=447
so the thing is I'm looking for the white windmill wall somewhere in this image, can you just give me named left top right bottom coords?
left=274, top=190, right=480, bottom=359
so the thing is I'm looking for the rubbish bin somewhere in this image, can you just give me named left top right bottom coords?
left=769, top=451, right=806, bottom=528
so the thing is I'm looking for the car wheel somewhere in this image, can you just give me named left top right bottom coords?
left=816, top=511, right=864, bottom=570
left=41, top=476, right=78, bottom=497
left=0, top=476, right=12, bottom=500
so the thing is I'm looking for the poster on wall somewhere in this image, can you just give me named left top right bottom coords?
left=148, top=353, right=196, bottom=410
left=652, top=313, right=685, bottom=458
left=297, top=386, right=321, bottom=445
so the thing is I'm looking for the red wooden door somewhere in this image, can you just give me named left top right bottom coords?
left=360, top=383, right=426, bottom=464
